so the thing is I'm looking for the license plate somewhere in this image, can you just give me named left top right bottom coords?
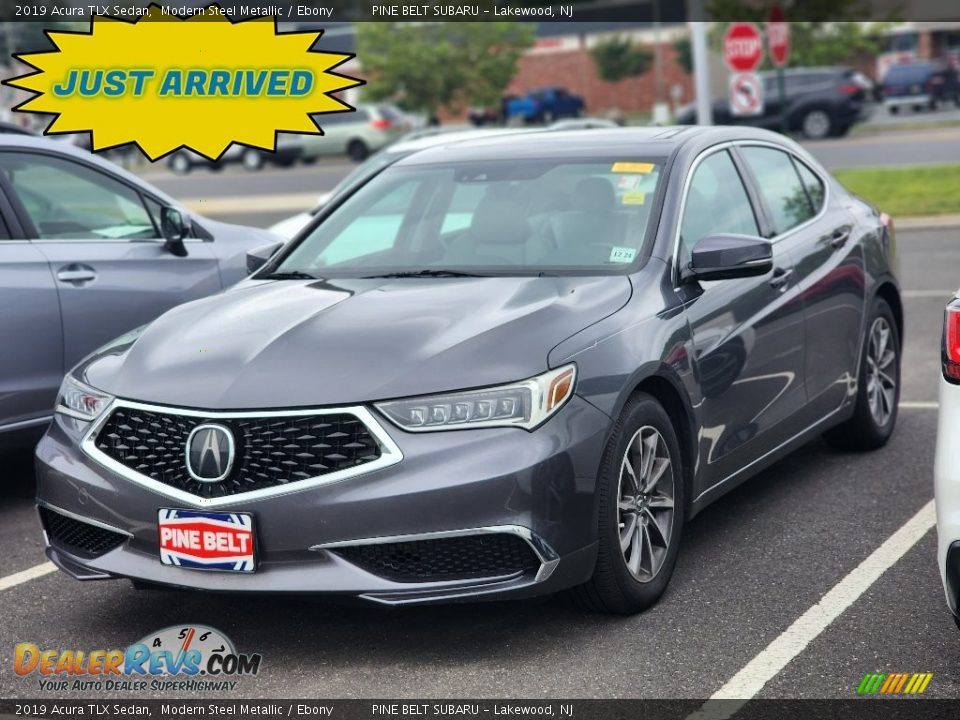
left=158, top=509, right=255, bottom=572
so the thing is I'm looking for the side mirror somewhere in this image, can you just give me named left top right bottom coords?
left=686, top=234, right=773, bottom=282
left=246, top=241, right=284, bottom=275
left=160, top=206, right=188, bottom=257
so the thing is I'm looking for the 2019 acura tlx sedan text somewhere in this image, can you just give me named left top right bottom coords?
left=36, top=127, right=902, bottom=614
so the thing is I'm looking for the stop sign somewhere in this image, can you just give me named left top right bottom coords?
left=724, top=23, right=764, bottom=73
left=767, top=6, right=790, bottom=67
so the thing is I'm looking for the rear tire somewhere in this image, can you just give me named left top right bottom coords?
left=571, top=394, right=685, bottom=614
left=801, top=109, right=832, bottom=139
left=824, top=298, right=900, bottom=451
left=347, top=140, right=369, bottom=162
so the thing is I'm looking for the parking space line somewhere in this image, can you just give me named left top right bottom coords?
left=0, top=562, right=56, bottom=592
left=900, top=401, right=939, bottom=409
left=691, top=499, right=935, bottom=715
left=902, top=290, right=955, bottom=299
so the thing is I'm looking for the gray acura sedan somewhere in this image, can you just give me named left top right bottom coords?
left=35, top=127, right=901, bottom=614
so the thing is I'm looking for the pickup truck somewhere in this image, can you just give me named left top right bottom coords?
left=504, top=87, right=585, bottom=123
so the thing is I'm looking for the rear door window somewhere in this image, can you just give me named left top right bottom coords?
left=739, top=146, right=816, bottom=236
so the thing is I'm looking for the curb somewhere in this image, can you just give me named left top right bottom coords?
left=896, top=215, right=960, bottom=231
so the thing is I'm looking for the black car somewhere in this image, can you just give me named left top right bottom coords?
left=677, top=67, right=873, bottom=139
left=881, top=60, right=960, bottom=113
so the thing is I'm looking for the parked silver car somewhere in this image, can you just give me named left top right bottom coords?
left=0, top=136, right=278, bottom=445
left=300, top=104, right=408, bottom=163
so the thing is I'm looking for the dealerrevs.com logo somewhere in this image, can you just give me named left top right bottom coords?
left=14, top=625, right=261, bottom=692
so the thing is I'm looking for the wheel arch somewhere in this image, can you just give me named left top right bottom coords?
left=616, top=369, right=698, bottom=516
left=874, top=280, right=904, bottom=349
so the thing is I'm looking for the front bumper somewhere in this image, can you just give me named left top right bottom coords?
left=35, top=396, right=609, bottom=605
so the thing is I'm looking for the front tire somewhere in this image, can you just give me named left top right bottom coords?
left=347, top=140, right=369, bottom=162
left=572, top=394, right=685, bottom=614
left=824, top=298, right=900, bottom=451
left=241, top=148, right=264, bottom=171
left=169, top=152, right=191, bottom=175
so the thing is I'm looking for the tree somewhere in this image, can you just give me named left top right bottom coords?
left=706, top=0, right=897, bottom=69
left=590, top=36, right=653, bottom=83
left=672, top=36, right=693, bottom=75
left=355, top=22, right=535, bottom=121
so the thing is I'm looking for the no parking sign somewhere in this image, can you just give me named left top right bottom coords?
left=729, top=72, right=764, bottom=116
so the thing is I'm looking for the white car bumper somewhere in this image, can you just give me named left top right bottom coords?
left=934, top=376, right=960, bottom=613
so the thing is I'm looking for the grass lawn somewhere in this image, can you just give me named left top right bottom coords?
left=833, top=164, right=960, bottom=217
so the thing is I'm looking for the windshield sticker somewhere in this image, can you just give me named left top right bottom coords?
left=617, top=175, right=641, bottom=191
left=609, top=246, right=637, bottom=263
left=611, top=162, right=655, bottom=174
left=621, top=192, right=646, bottom=206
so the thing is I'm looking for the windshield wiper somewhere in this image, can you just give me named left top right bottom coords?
left=260, top=270, right=318, bottom=280
left=361, top=269, right=486, bottom=279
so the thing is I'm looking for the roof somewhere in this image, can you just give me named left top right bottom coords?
left=393, top=125, right=804, bottom=166
left=393, top=126, right=703, bottom=165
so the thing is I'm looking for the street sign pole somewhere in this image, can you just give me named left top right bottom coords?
left=778, top=67, right=786, bottom=134
left=767, top=7, right=791, bottom=135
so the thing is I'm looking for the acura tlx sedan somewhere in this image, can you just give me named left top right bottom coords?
left=36, top=127, right=902, bottom=614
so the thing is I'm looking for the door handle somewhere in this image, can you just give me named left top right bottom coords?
left=56, top=264, right=97, bottom=285
left=769, top=267, right=793, bottom=292
left=830, top=228, right=851, bottom=249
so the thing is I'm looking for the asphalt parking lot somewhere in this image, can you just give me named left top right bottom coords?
left=0, top=224, right=956, bottom=701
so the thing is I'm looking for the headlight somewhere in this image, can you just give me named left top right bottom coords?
left=56, top=376, right=114, bottom=422
left=375, top=364, right=576, bottom=432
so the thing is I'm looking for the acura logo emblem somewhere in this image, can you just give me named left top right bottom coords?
left=185, top=424, right=235, bottom=483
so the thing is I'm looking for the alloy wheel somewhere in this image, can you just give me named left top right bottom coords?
left=802, top=110, right=831, bottom=139
left=616, top=426, right=675, bottom=582
left=865, top=316, right=897, bottom=427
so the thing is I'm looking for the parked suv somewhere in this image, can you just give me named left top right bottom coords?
left=881, top=60, right=960, bottom=113
left=0, top=136, right=277, bottom=446
left=677, top=67, right=873, bottom=139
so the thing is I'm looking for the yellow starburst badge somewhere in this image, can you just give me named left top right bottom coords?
left=4, top=4, right=363, bottom=160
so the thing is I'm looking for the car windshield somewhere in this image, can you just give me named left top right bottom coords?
left=274, top=157, right=664, bottom=277
left=325, top=150, right=400, bottom=199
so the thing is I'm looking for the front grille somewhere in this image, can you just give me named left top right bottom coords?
left=93, top=406, right=382, bottom=499
left=334, top=533, right=540, bottom=582
left=40, top=507, right=126, bottom=557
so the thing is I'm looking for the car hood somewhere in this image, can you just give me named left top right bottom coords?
left=80, top=275, right=632, bottom=409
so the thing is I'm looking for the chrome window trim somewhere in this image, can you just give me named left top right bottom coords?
left=79, top=399, right=404, bottom=508
left=311, top=524, right=561, bottom=584
left=671, top=139, right=832, bottom=287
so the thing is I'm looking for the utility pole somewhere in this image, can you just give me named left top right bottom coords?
left=689, top=19, right=713, bottom=125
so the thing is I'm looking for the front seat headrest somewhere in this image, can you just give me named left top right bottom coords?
left=469, top=196, right=531, bottom=245
left=572, top=177, right=616, bottom=213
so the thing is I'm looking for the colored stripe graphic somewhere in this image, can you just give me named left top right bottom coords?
left=857, top=672, right=932, bottom=695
